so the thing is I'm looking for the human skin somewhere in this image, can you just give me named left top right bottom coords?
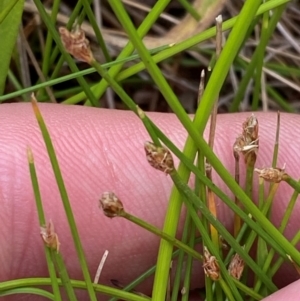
left=0, top=103, right=300, bottom=300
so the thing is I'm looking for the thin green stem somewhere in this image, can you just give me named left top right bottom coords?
left=179, top=216, right=195, bottom=301
left=27, top=147, right=62, bottom=301
left=108, top=1, right=193, bottom=136
left=170, top=170, right=277, bottom=293
left=47, top=0, right=87, bottom=81
left=149, top=120, right=287, bottom=258
left=271, top=231, right=300, bottom=277
left=81, top=0, right=172, bottom=106
left=178, top=0, right=200, bottom=20
left=256, top=181, right=300, bottom=293
left=31, top=99, right=98, bottom=301
left=0, top=288, right=54, bottom=300
left=285, top=176, right=300, bottom=193
left=245, top=161, right=255, bottom=198
left=0, top=278, right=151, bottom=301
left=219, top=279, right=236, bottom=301
left=63, top=0, right=290, bottom=105
left=170, top=178, right=243, bottom=301
left=266, top=86, right=295, bottom=112
left=171, top=214, right=192, bottom=301
left=121, top=211, right=202, bottom=261
left=41, top=0, right=61, bottom=78
left=230, top=3, right=287, bottom=112
left=136, top=106, right=161, bottom=146
left=54, top=252, right=78, bottom=301
left=32, top=0, right=99, bottom=106
left=272, top=112, right=281, bottom=168
left=109, top=246, right=197, bottom=301
left=0, top=44, right=170, bottom=102
left=81, top=0, right=112, bottom=62
left=252, top=10, right=269, bottom=110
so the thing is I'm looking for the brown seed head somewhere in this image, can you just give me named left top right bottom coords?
left=228, top=252, right=244, bottom=280
left=99, top=192, right=124, bottom=218
left=144, top=141, right=174, bottom=174
left=243, top=114, right=259, bottom=142
left=40, top=220, right=60, bottom=253
left=233, top=114, right=259, bottom=164
left=59, top=26, right=94, bottom=64
left=255, top=165, right=287, bottom=183
left=203, top=246, right=220, bottom=281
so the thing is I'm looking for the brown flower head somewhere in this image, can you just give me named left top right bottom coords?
left=233, top=114, right=259, bottom=163
left=40, top=220, right=60, bottom=253
left=255, top=164, right=287, bottom=183
left=228, top=252, right=244, bottom=280
left=144, top=141, right=174, bottom=174
left=59, top=26, right=94, bottom=64
left=203, top=246, right=220, bottom=281
left=243, top=114, right=259, bottom=142
left=99, top=192, right=124, bottom=218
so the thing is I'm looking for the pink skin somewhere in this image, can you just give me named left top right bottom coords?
left=1, top=103, right=300, bottom=300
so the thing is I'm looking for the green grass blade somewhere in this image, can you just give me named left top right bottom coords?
left=0, top=278, right=151, bottom=301
left=229, top=4, right=287, bottom=112
left=178, top=0, right=200, bottom=20
left=27, top=147, right=62, bottom=301
left=47, top=0, right=86, bottom=81
left=252, top=10, right=269, bottom=110
left=54, top=253, right=78, bottom=301
left=150, top=0, right=268, bottom=298
left=170, top=171, right=277, bottom=293
left=41, top=0, right=61, bottom=78
left=0, top=0, right=24, bottom=94
left=0, top=288, right=55, bottom=300
left=108, top=0, right=202, bottom=140
left=180, top=221, right=195, bottom=301
left=0, top=43, right=171, bottom=102
left=31, top=99, right=98, bottom=301
left=197, top=0, right=261, bottom=124
left=81, top=0, right=112, bottom=62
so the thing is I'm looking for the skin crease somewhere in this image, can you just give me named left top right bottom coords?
left=0, top=103, right=300, bottom=300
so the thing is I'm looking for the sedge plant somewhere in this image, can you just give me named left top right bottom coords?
left=1, top=1, right=300, bottom=300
